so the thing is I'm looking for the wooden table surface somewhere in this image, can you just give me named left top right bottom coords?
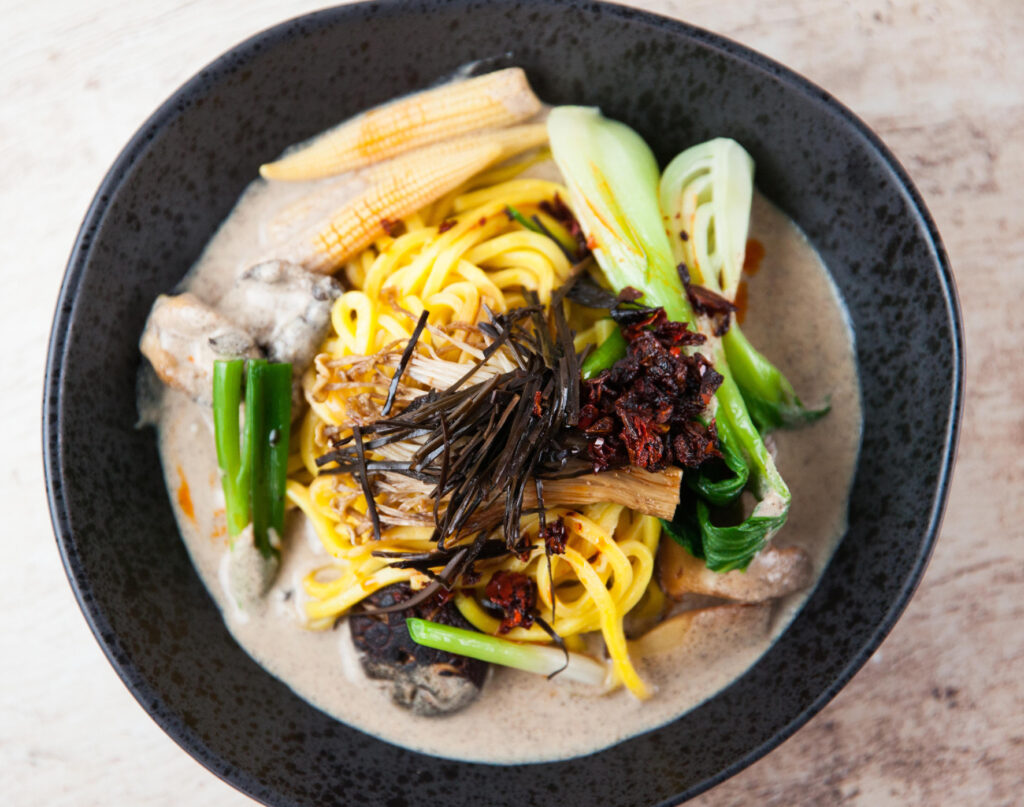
left=3, top=1, right=1021, bottom=804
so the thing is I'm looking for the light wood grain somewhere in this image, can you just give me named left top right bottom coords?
left=3, top=1, right=1020, bottom=805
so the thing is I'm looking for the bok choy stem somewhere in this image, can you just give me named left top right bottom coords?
left=547, top=106, right=792, bottom=572
left=660, top=138, right=828, bottom=432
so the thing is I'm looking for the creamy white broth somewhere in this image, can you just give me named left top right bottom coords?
left=152, top=178, right=861, bottom=764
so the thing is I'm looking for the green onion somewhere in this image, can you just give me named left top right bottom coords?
left=213, top=358, right=292, bottom=559
left=580, top=326, right=627, bottom=380
left=263, top=363, right=293, bottom=540
left=406, top=618, right=608, bottom=686
left=245, top=358, right=270, bottom=553
left=505, top=204, right=542, bottom=233
left=213, top=359, right=248, bottom=537
left=548, top=106, right=792, bottom=572
left=506, top=204, right=579, bottom=259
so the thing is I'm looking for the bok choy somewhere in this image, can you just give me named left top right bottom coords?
left=660, top=138, right=828, bottom=432
left=547, top=106, right=794, bottom=572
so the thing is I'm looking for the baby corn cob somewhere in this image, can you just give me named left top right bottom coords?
left=264, top=124, right=549, bottom=244
left=287, top=139, right=504, bottom=274
left=260, top=68, right=541, bottom=181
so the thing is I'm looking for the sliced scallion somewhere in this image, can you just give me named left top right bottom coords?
left=406, top=618, right=608, bottom=686
left=213, top=358, right=292, bottom=559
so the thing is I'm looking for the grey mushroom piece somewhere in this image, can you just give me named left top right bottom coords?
left=349, top=584, right=488, bottom=716
left=139, top=292, right=261, bottom=405
left=216, top=259, right=341, bottom=371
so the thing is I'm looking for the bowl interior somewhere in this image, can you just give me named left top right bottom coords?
left=45, top=2, right=961, bottom=805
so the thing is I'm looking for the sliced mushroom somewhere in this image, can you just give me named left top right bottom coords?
left=659, top=538, right=813, bottom=602
left=629, top=602, right=771, bottom=658
left=349, top=584, right=488, bottom=716
left=139, top=292, right=260, bottom=404
left=465, top=466, right=683, bottom=529
left=216, top=259, right=341, bottom=371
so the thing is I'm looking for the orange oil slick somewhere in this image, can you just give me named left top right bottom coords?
left=743, top=238, right=765, bottom=276
left=176, top=466, right=195, bottom=523
left=734, top=281, right=749, bottom=325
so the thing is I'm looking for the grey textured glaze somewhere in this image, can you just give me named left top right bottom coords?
left=43, top=1, right=963, bottom=805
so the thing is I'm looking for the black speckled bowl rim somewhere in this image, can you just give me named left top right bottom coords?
left=44, top=1, right=963, bottom=804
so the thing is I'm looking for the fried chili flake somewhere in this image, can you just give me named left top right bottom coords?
left=485, top=571, right=537, bottom=633
left=678, top=268, right=737, bottom=336
left=540, top=517, right=568, bottom=555
left=687, top=284, right=737, bottom=317
left=676, top=262, right=691, bottom=287
left=380, top=218, right=403, bottom=238
left=616, top=286, right=644, bottom=304
left=438, top=219, right=456, bottom=233
left=577, top=308, right=723, bottom=473
left=540, top=194, right=589, bottom=259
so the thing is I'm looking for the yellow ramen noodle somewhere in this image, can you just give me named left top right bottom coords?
left=286, top=176, right=661, bottom=697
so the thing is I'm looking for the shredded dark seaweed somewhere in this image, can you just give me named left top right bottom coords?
left=371, top=540, right=511, bottom=568
left=317, top=278, right=592, bottom=601
left=382, top=309, right=429, bottom=417
left=533, top=615, right=570, bottom=679
left=351, top=424, right=382, bottom=542
left=535, top=477, right=556, bottom=625
left=564, top=274, right=619, bottom=310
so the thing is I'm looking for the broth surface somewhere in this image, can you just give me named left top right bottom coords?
left=153, top=180, right=861, bottom=763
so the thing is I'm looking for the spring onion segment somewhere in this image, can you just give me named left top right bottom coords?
left=213, top=358, right=292, bottom=559
left=406, top=618, right=608, bottom=686
left=580, top=327, right=627, bottom=380
left=660, top=138, right=829, bottom=432
left=548, top=106, right=795, bottom=572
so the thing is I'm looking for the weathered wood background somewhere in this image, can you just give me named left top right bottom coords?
left=2, top=1, right=1020, bottom=804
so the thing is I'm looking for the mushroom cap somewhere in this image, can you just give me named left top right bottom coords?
left=350, top=584, right=488, bottom=716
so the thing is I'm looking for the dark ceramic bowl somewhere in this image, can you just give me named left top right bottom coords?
left=44, top=1, right=962, bottom=804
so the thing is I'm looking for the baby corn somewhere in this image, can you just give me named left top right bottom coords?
left=287, top=139, right=503, bottom=274
left=265, top=124, right=548, bottom=244
left=260, top=68, right=541, bottom=181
